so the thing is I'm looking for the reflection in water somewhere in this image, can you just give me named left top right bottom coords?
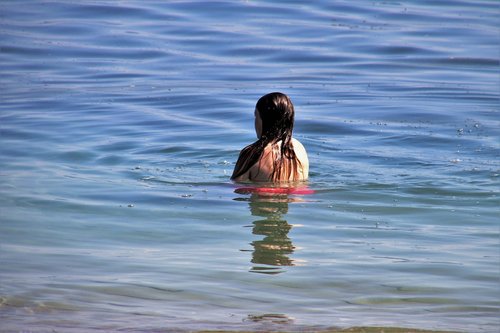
left=246, top=313, right=294, bottom=324
left=240, top=193, right=296, bottom=274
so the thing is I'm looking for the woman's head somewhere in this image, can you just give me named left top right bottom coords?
left=255, top=92, right=295, bottom=142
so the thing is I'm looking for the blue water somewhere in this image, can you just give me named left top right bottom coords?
left=1, top=1, right=499, bottom=332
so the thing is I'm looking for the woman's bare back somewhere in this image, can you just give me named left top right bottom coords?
left=233, top=138, right=309, bottom=182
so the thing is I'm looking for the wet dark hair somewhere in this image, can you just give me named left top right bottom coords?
left=231, top=92, right=302, bottom=182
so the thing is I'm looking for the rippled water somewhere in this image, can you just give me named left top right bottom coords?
left=1, top=1, right=499, bottom=332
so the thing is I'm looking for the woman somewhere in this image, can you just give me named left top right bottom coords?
left=231, top=92, right=309, bottom=182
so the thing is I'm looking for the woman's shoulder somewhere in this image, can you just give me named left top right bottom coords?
left=292, top=138, right=306, bottom=151
left=292, top=138, right=309, bottom=177
left=292, top=138, right=308, bottom=160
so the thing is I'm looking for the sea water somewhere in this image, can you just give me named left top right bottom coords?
left=0, top=1, right=499, bottom=332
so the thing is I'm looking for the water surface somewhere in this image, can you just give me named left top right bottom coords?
left=0, top=1, right=499, bottom=332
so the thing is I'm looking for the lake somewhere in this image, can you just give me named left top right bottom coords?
left=0, top=1, right=499, bottom=332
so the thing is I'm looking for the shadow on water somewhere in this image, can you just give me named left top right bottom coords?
left=235, top=191, right=303, bottom=275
